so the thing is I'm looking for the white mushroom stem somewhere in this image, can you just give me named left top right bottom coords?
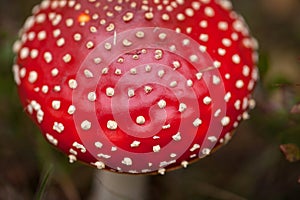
left=89, top=171, right=148, bottom=200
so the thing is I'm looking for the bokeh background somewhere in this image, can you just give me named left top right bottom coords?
left=0, top=0, right=300, bottom=199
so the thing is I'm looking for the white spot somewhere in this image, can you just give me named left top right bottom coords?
left=208, top=136, right=217, bottom=142
left=93, top=161, right=105, bottom=169
left=84, top=69, right=94, bottom=78
left=249, top=99, right=256, bottom=109
left=218, top=48, right=226, bottom=56
left=115, top=69, right=122, bottom=75
left=222, top=38, right=232, bottom=47
left=63, top=54, right=72, bottom=63
left=65, top=18, right=74, bottom=27
left=95, top=142, right=103, bottom=148
left=52, top=14, right=62, bottom=26
left=162, top=124, right=171, bottom=129
left=97, top=154, right=111, bottom=159
left=53, top=85, right=61, bottom=92
left=107, top=120, right=118, bottom=130
left=106, top=87, right=115, bottom=97
left=173, top=61, right=181, bottom=69
left=131, top=141, right=141, bottom=148
left=122, top=157, right=133, bottom=166
left=53, top=122, right=64, bottom=133
left=52, top=100, right=61, bottom=110
left=192, top=2, right=201, bottom=10
left=234, top=100, right=241, bottom=110
left=196, top=72, right=203, bottom=80
left=248, top=80, right=255, bottom=91
left=242, top=97, right=249, bottom=110
left=30, top=49, right=39, bottom=59
left=73, top=142, right=86, bottom=153
left=242, top=112, right=250, bottom=120
left=199, top=34, right=209, bottom=42
left=221, top=116, right=230, bottom=126
left=130, top=68, right=137, bottom=75
left=128, top=89, right=135, bottom=98
left=204, top=7, right=215, bottom=17
left=176, top=13, right=185, bottom=21
left=162, top=13, right=170, bottom=21
left=179, top=103, right=187, bottom=112
left=214, top=109, right=221, bottom=117
left=202, top=148, right=211, bottom=155
left=190, top=55, right=198, bottom=62
left=36, top=110, right=44, bottom=124
left=136, top=116, right=146, bottom=125
left=187, top=79, right=193, bottom=87
left=13, top=65, right=21, bottom=85
left=81, top=120, right=92, bottom=130
left=158, top=168, right=166, bottom=175
left=68, top=79, right=78, bottom=89
left=199, top=20, right=208, bottom=28
left=122, top=39, right=132, bottom=47
left=88, top=92, right=97, bottom=102
left=243, top=65, right=250, bottom=77
left=44, top=52, right=53, bottom=63
left=123, top=12, right=134, bottom=22
left=158, top=100, right=167, bottom=109
left=172, top=132, right=182, bottom=141
left=153, top=145, right=161, bottom=153
left=42, top=85, right=49, bottom=94
left=203, top=96, right=212, bottom=105
left=225, top=73, right=230, bottom=79
left=135, top=31, right=145, bottom=38
left=28, top=71, right=38, bottom=83
left=185, top=8, right=194, bottom=17
left=182, top=39, right=190, bottom=46
left=145, top=65, right=151, bottom=72
left=232, top=54, right=241, bottom=64
left=94, top=58, right=102, bottom=65
left=46, top=133, right=58, bottom=146
left=181, top=161, right=188, bottom=168
left=236, top=80, right=244, bottom=88
left=170, top=153, right=177, bottom=158
left=158, top=70, right=165, bottom=78
left=69, top=155, right=77, bottom=163
left=159, top=33, right=167, bottom=40
left=68, top=105, right=76, bottom=115
left=102, top=67, right=109, bottom=74
left=213, top=75, right=221, bottom=85
left=53, top=29, right=61, bottom=38
left=37, top=31, right=46, bottom=40
left=214, top=61, right=221, bottom=68
left=193, top=118, right=202, bottom=127
left=218, top=21, right=228, bottom=31
left=36, top=13, right=46, bottom=23
left=73, top=33, right=82, bottom=41
left=190, top=144, right=200, bottom=152
left=51, top=68, right=59, bottom=77
left=86, top=41, right=94, bottom=49
left=170, top=81, right=178, bottom=88
left=144, top=86, right=153, bottom=93
left=224, top=92, right=231, bottom=102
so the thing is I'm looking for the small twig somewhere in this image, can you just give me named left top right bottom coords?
left=34, top=164, right=54, bottom=200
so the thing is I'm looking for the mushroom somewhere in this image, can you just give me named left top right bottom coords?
left=13, top=0, right=258, bottom=175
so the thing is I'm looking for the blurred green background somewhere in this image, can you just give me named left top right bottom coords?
left=0, top=0, right=300, bottom=199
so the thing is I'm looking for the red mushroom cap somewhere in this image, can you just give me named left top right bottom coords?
left=13, top=0, right=258, bottom=175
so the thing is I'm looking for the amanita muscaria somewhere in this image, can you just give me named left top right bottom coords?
left=12, top=0, right=258, bottom=175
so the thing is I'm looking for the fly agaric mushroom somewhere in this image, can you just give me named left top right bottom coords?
left=12, top=0, right=258, bottom=175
